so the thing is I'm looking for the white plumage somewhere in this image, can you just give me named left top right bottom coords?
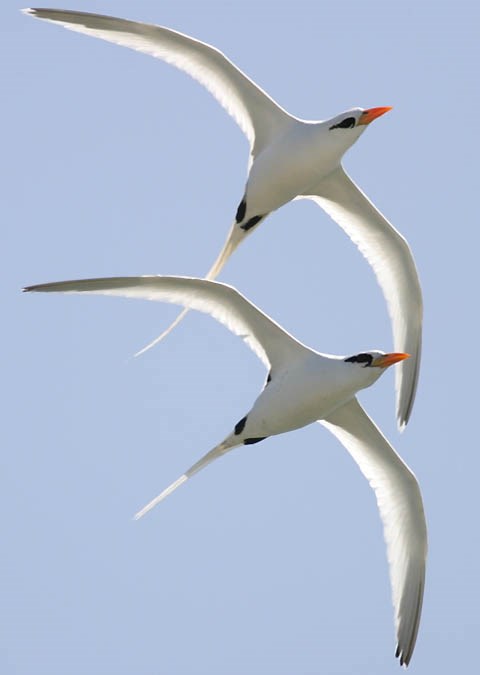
left=24, top=8, right=423, bottom=429
left=24, top=274, right=427, bottom=666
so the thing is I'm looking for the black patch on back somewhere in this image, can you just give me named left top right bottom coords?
left=234, top=415, right=247, bottom=435
left=235, top=198, right=247, bottom=223
left=240, top=215, right=264, bottom=232
left=244, top=437, right=267, bottom=445
left=267, top=371, right=272, bottom=384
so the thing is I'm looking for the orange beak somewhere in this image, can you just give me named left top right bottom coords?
left=372, top=352, right=410, bottom=368
left=358, top=106, right=393, bottom=126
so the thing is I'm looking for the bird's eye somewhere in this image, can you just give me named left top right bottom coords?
left=329, top=117, right=356, bottom=130
left=344, top=353, right=373, bottom=366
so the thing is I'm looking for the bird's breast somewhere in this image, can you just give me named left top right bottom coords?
left=245, top=124, right=341, bottom=215
left=246, top=364, right=357, bottom=438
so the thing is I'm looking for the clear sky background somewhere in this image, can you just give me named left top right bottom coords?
left=4, top=1, right=479, bottom=673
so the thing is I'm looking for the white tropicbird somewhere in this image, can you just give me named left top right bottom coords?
left=24, top=274, right=427, bottom=666
left=24, top=8, right=423, bottom=430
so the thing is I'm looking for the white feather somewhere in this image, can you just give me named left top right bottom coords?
left=22, top=8, right=292, bottom=154
left=306, top=167, right=422, bottom=429
left=24, top=275, right=308, bottom=370
left=321, top=398, right=427, bottom=666
left=23, top=9, right=423, bottom=428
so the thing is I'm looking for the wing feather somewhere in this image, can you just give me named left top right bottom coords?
left=23, top=8, right=292, bottom=154
left=321, top=397, right=427, bottom=666
left=307, top=167, right=422, bottom=429
left=23, top=275, right=307, bottom=370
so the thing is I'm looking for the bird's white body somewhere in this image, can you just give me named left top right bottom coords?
left=243, top=352, right=378, bottom=438
left=245, top=119, right=364, bottom=217
left=23, top=273, right=427, bottom=666
left=24, top=8, right=423, bottom=429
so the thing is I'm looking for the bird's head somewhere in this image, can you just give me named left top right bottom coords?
left=325, top=106, right=392, bottom=150
left=343, top=350, right=410, bottom=388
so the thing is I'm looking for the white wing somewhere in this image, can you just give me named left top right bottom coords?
left=321, top=397, right=427, bottom=667
left=306, top=167, right=422, bottom=430
left=23, top=8, right=293, bottom=154
left=24, top=275, right=308, bottom=371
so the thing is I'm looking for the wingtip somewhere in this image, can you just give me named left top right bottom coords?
left=397, top=347, right=421, bottom=432
left=21, top=8, right=36, bottom=16
left=397, top=391, right=414, bottom=431
left=395, top=644, right=409, bottom=668
left=23, top=283, right=55, bottom=293
left=23, top=283, right=44, bottom=293
left=397, top=392, right=412, bottom=432
left=397, top=399, right=415, bottom=432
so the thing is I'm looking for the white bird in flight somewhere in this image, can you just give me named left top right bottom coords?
left=24, top=8, right=423, bottom=430
left=24, top=274, right=427, bottom=666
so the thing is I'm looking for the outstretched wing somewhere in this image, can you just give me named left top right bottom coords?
left=24, top=275, right=308, bottom=371
left=321, top=397, right=427, bottom=666
left=24, top=8, right=293, bottom=154
left=306, top=166, right=422, bottom=430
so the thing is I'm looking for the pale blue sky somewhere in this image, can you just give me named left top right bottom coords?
left=5, top=1, right=479, bottom=673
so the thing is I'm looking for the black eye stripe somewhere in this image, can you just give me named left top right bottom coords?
left=329, top=116, right=356, bottom=130
left=344, top=353, right=373, bottom=366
